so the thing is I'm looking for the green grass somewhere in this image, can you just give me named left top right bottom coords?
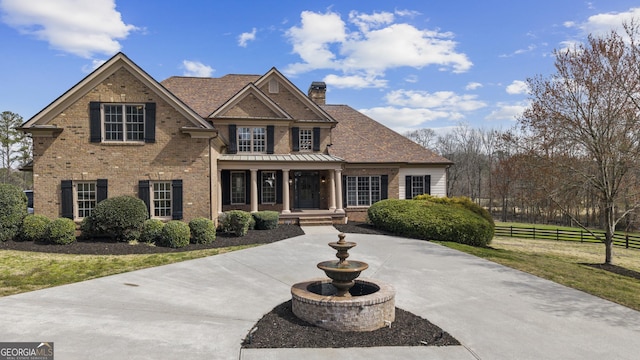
left=0, top=245, right=255, bottom=296
left=437, top=237, right=640, bottom=311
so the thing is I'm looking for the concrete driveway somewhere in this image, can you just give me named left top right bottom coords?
left=0, top=227, right=639, bottom=359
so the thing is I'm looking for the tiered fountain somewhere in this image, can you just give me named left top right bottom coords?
left=291, top=233, right=395, bottom=332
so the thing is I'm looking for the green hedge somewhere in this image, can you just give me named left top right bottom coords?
left=252, top=211, right=279, bottom=230
left=20, top=215, right=51, bottom=242
left=189, top=217, right=216, bottom=244
left=0, top=184, right=28, bottom=242
left=47, top=218, right=77, bottom=245
left=140, top=219, right=165, bottom=244
left=219, top=210, right=253, bottom=237
left=413, top=194, right=494, bottom=226
left=368, top=198, right=494, bottom=247
left=158, top=220, right=190, bottom=248
left=81, top=195, right=148, bottom=241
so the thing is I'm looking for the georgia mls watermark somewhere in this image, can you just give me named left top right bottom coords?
left=0, top=342, right=53, bottom=360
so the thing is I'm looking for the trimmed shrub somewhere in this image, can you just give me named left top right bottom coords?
left=158, top=220, right=190, bottom=248
left=220, top=210, right=253, bottom=237
left=140, top=219, right=165, bottom=244
left=368, top=198, right=494, bottom=247
left=81, top=195, right=148, bottom=241
left=0, top=184, right=28, bottom=242
left=20, top=215, right=51, bottom=242
left=47, top=218, right=77, bottom=245
left=189, top=217, right=216, bottom=244
left=252, top=211, right=279, bottom=230
left=413, top=194, right=494, bottom=226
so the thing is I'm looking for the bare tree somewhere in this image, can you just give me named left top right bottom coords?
left=403, top=128, right=437, bottom=149
left=520, top=27, right=640, bottom=264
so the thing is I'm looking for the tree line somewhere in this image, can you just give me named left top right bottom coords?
left=0, top=111, right=32, bottom=189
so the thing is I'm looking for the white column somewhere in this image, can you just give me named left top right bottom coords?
left=250, top=169, right=258, bottom=213
left=335, top=169, right=344, bottom=213
left=282, top=169, right=291, bottom=213
left=329, top=170, right=336, bottom=211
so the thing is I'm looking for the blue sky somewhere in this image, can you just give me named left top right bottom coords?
left=1, top=0, right=638, bottom=134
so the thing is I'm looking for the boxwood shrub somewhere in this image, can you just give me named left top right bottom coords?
left=20, top=214, right=51, bottom=242
left=368, top=198, right=494, bottom=247
left=81, top=195, right=148, bottom=241
left=0, top=184, right=28, bottom=242
left=47, top=218, right=77, bottom=245
left=140, top=219, right=165, bottom=244
left=219, top=210, right=253, bottom=237
left=252, top=211, right=279, bottom=230
left=158, top=220, right=190, bottom=248
left=189, top=217, right=216, bottom=244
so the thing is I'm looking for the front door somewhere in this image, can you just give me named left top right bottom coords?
left=294, top=171, right=320, bottom=209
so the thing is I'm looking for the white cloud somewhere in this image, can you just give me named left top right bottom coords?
left=81, top=59, right=107, bottom=73
left=360, top=106, right=453, bottom=132
left=238, top=28, right=257, bottom=47
left=284, top=10, right=471, bottom=86
left=485, top=102, right=528, bottom=121
left=506, top=80, right=529, bottom=95
left=323, top=73, right=387, bottom=89
left=385, top=89, right=486, bottom=112
left=0, top=0, right=137, bottom=58
left=465, top=82, right=482, bottom=90
left=579, top=7, right=640, bottom=36
left=182, top=60, right=214, bottom=77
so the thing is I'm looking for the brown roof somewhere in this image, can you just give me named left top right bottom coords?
left=161, top=74, right=261, bottom=118
left=323, top=105, right=452, bottom=165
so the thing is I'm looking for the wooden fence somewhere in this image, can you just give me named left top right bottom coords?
left=494, top=225, right=640, bottom=250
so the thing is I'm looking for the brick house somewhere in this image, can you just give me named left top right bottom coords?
left=20, top=53, right=451, bottom=224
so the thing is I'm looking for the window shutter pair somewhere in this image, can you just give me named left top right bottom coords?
left=138, top=179, right=183, bottom=220
left=291, top=127, right=320, bottom=152
left=89, top=102, right=155, bottom=143
left=60, top=179, right=108, bottom=219
left=405, top=175, right=431, bottom=199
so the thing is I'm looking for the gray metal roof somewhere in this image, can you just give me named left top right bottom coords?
left=219, top=153, right=344, bottom=162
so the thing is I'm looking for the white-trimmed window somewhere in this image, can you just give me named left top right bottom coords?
left=237, top=127, right=266, bottom=153
left=261, top=171, right=276, bottom=204
left=103, top=104, right=145, bottom=142
left=410, top=176, right=425, bottom=199
left=76, top=182, right=96, bottom=218
left=346, top=176, right=381, bottom=206
left=299, top=129, right=313, bottom=151
left=231, top=171, right=246, bottom=204
left=151, top=181, right=172, bottom=219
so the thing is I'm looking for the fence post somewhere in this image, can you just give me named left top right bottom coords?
left=533, top=227, right=535, bottom=239
left=510, top=226, right=513, bottom=237
left=626, top=234, right=629, bottom=249
left=581, top=230, right=583, bottom=243
left=556, top=229, right=559, bottom=241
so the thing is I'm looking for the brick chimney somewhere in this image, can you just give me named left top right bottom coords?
left=308, top=81, right=326, bottom=105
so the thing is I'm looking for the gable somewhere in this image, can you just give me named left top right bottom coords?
left=22, top=53, right=210, bottom=130
left=210, top=84, right=291, bottom=121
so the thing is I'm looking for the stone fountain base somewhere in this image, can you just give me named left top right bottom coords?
left=291, top=278, right=395, bottom=332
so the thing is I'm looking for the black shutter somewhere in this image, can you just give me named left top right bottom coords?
left=292, top=127, right=299, bottom=151
left=245, top=170, right=251, bottom=205
left=276, top=170, right=283, bottom=204
left=405, top=176, right=412, bottom=199
left=342, top=175, right=347, bottom=208
left=424, top=175, right=431, bottom=195
left=381, top=175, right=388, bottom=200
left=144, top=103, right=156, bottom=143
left=313, top=127, right=320, bottom=151
left=172, top=180, right=183, bottom=220
left=228, top=125, right=237, bottom=154
left=96, top=179, right=108, bottom=203
left=138, top=180, right=151, bottom=218
left=257, top=171, right=262, bottom=204
left=221, top=170, right=230, bottom=205
left=89, top=102, right=101, bottom=143
left=266, top=126, right=274, bottom=154
left=61, top=180, right=73, bottom=219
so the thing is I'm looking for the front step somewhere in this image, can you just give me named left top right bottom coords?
left=298, top=216, right=334, bottom=226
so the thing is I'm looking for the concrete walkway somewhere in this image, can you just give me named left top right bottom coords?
left=1, top=227, right=639, bottom=359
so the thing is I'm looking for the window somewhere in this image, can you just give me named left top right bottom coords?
left=237, top=127, right=266, bottom=153
left=299, top=129, right=312, bottom=151
left=231, top=172, right=246, bottom=204
left=151, top=182, right=172, bottom=218
left=103, top=104, right=145, bottom=142
left=346, top=176, right=381, bottom=206
left=90, top=102, right=155, bottom=144
left=405, top=175, right=430, bottom=199
left=261, top=171, right=276, bottom=204
left=76, top=182, right=96, bottom=218
left=269, top=78, right=279, bottom=93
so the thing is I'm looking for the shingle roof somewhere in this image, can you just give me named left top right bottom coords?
left=161, top=74, right=261, bottom=118
left=323, top=105, right=452, bottom=165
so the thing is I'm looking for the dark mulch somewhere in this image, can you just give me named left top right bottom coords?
left=0, top=225, right=305, bottom=255
left=242, top=300, right=459, bottom=348
left=582, top=263, right=640, bottom=281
